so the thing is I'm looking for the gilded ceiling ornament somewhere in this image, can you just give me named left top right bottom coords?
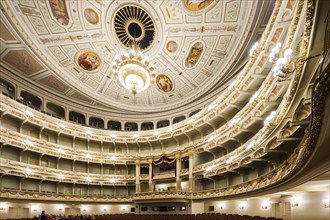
left=156, top=74, right=173, bottom=93
left=185, top=41, right=203, bottom=68
left=49, top=0, right=70, bottom=26
left=76, top=51, right=101, bottom=72
left=166, top=41, right=178, bottom=53
left=114, top=5, right=155, bottom=50
left=84, top=8, right=99, bottom=25
left=184, top=0, right=214, bottom=11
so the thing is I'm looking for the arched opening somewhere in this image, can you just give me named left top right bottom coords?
left=125, top=122, right=138, bottom=131
left=69, top=111, right=85, bottom=124
left=108, top=121, right=121, bottom=131
left=89, top=117, right=104, bottom=128
left=20, top=91, right=42, bottom=110
left=46, top=102, right=65, bottom=118
left=0, top=79, right=15, bottom=98
left=157, top=120, right=170, bottom=128
left=173, top=116, right=186, bottom=124
left=141, top=122, right=154, bottom=130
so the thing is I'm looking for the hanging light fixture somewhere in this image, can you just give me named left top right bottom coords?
left=111, top=22, right=156, bottom=95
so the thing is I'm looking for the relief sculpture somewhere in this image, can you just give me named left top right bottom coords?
left=185, top=42, right=203, bottom=68
left=184, top=0, right=214, bottom=11
left=49, top=0, right=70, bottom=26
left=166, top=41, right=178, bottom=53
left=84, top=8, right=99, bottom=25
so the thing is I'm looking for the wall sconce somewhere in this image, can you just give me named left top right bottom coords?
left=0, top=204, right=8, bottom=211
left=238, top=202, right=246, bottom=210
left=323, top=200, right=330, bottom=208
left=269, top=42, right=282, bottom=62
left=291, top=201, right=299, bottom=207
left=261, top=203, right=269, bottom=210
left=25, top=110, right=34, bottom=117
left=58, top=208, right=63, bottom=211
left=58, top=123, right=66, bottom=129
left=218, top=205, right=224, bottom=210
left=272, top=48, right=321, bottom=81
left=264, top=111, right=277, bottom=127
left=249, top=42, right=260, bottom=58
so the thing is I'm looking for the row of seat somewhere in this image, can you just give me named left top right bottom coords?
left=93, top=213, right=283, bottom=220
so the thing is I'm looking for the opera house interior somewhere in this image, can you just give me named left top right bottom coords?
left=0, top=0, right=329, bottom=220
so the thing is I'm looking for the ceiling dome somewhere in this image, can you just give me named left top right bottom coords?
left=0, top=0, right=273, bottom=119
left=113, top=5, right=155, bottom=50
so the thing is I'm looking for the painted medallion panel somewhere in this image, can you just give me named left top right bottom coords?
left=156, top=74, right=173, bottom=93
left=166, top=41, right=178, bottom=53
left=76, top=51, right=101, bottom=72
left=49, top=0, right=69, bottom=26
left=84, top=8, right=99, bottom=25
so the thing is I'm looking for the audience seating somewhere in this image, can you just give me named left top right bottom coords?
left=93, top=213, right=283, bottom=220
left=6, top=214, right=283, bottom=220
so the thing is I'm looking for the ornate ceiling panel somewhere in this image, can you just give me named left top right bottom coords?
left=2, top=50, right=45, bottom=76
left=0, top=0, right=272, bottom=117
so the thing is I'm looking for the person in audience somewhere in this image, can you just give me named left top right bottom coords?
left=40, top=211, right=47, bottom=220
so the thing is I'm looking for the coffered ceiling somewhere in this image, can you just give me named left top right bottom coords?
left=0, top=0, right=275, bottom=118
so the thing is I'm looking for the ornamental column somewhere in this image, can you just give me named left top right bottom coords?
left=188, top=151, right=194, bottom=192
left=135, top=160, right=141, bottom=193
left=176, top=154, right=181, bottom=191
left=148, top=160, right=153, bottom=192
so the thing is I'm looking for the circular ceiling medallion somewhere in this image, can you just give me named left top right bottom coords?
left=184, top=0, right=215, bottom=11
left=166, top=41, right=178, bottom=53
left=84, top=8, right=99, bottom=25
left=114, top=5, right=155, bottom=50
left=76, top=51, right=101, bottom=72
left=156, top=74, right=173, bottom=93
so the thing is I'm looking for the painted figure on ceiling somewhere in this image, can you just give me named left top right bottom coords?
left=49, top=0, right=69, bottom=26
left=78, top=52, right=100, bottom=71
left=157, top=74, right=173, bottom=92
left=184, top=0, right=214, bottom=11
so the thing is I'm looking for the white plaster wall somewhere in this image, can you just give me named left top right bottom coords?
left=203, top=191, right=330, bottom=220
left=0, top=202, right=134, bottom=219
left=191, top=202, right=204, bottom=214
left=0, top=191, right=329, bottom=219
left=289, top=191, right=330, bottom=220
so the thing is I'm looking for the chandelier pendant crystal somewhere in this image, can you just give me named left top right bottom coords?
left=111, top=40, right=156, bottom=95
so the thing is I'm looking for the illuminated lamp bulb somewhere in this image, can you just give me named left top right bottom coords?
left=136, top=51, right=143, bottom=60
left=114, top=55, right=121, bottom=64
left=58, top=174, right=64, bottom=179
left=143, top=57, right=150, bottom=66
left=58, top=123, right=66, bottom=129
left=112, top=62, right=118, bottom=69
left=283, top=48, right=293, bottom=59
left=128, top=49, right=136, bottom=58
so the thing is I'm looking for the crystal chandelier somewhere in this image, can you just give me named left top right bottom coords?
left=111, top=40, right=156, bottom=95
